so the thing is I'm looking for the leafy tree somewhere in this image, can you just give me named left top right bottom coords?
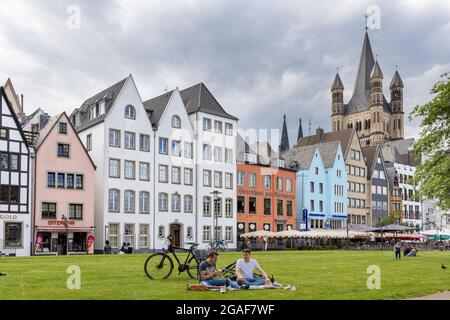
left=409, top=72, right=450, bottom=210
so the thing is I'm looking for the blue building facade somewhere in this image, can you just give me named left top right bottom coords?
left=284, top=141, right=348, bottom=230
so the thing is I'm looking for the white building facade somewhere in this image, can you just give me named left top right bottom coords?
left=395, top=163, right=422, bottom=229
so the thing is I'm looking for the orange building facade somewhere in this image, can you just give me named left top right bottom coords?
left=236, top=163, right=296, bottom=241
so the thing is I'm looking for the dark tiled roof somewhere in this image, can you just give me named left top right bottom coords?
left=297, top=118, right=303, bottom=142
left=73, top=77, right=128, bottom=132
left=295, top=128, right=354, bottom=159
left=318, top=141, right=340, bottom=168
left=361, top=145, right=377, bottom=178
left=21, top=108, right=44, bottom=126
left=371, top=61, right=383, bottom=79
left=279, top=115, right=290, bottom=152
left=331, top=73, right=344, bottom=90
left=143, top=90, right=174, bottom=126
left=180, top=83, right=238, bottom=120
left=390, top=70, right=404, bottom=88
left=283, top=144, right=317, bottom=170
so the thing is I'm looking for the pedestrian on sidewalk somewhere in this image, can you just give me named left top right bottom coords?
left=394, top=242, right=402, bottom=260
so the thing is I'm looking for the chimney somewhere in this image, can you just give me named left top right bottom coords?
left=316, top=127, right=324, bottom=139
left=21, top=94, right=24, bottom=113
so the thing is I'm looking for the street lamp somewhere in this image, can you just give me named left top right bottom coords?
left=210, top=190, right=222, bottom=243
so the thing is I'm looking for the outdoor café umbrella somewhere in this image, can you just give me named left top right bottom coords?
left=240, top=230, right=276, bottom=238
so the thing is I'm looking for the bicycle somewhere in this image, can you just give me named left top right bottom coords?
left=144, top=235, right=204, bottom=280
left=207, top=239, right=228, bottom=252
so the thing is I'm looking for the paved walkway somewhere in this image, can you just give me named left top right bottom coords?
left=407, top=291, right=450, bottom=300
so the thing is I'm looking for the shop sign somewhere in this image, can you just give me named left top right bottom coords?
left=0, top=214, right=18, bottom=220
left=47, top=220, right=76, bottom=226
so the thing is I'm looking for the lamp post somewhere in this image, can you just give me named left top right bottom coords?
left=210, top=190, right=222, bottom=244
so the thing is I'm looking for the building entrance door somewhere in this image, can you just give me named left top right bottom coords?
left=57, top=233, right=67, bottom=255
left=169, top=224, right=181, bottom=247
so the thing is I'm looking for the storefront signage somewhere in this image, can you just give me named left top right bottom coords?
left=47, top=220, right=76, bottom=226
left=237, top=188, right=295, bottom=200
left=0, top=214, right=18, bottom=220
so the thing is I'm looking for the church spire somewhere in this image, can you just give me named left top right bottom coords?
left=297, top=118, right=303, bottom=142
left=279, top=114, right=290, bottom=153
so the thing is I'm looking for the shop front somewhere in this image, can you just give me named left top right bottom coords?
left=34, top=224, right=95, bottom=255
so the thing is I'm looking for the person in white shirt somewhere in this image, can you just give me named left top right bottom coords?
left=235, top=249, right=271, bottom=286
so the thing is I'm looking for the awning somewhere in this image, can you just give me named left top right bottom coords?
left=36, top=227, right=95, bottom=233
left=240, top=230, right=276, bottom=238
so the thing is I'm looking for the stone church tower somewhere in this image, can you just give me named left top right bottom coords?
left=330, top=32, right=404, bottom=146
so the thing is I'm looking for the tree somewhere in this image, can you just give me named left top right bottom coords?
left=409, top=72, right=450, bottom=210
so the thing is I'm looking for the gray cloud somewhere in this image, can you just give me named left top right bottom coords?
left=0, top=0, right=449, bottom=145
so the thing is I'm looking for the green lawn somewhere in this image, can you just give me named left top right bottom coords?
left=1, top=250, right=449, bottom=300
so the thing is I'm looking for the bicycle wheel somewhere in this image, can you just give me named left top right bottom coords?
left=186, top=256, right=199, bottom=279
left=144, top=253, right=174, bottom=280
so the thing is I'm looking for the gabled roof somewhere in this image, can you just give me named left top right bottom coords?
left=317, top=141, right=340, bottom=168
left=386, top=166, right=397, bottom=189
left=73, top=76, right=128, bottom=132
left=143, top=90, right=174, bottom=127
left=179, top=83, right=238, bottom=120
left=3, top=78, right=22, bottom=114
left=35, top=112, right=96, bottom=169
left=21, top=107, right=43, bottom=126
left=361, top=145, right=379, bottom=179
left=283, top=144, right=317, bottom=170
left=296, top=128, right=354, bottom=159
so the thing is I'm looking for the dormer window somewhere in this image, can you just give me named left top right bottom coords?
left=171, top=115, right=181, bottom=128
left=75, top=114, right=81, bottom=127
left=89, top=107, right=96, bottom=120
left=125, top=105, right=136, bottom=119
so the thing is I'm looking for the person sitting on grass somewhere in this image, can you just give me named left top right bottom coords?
left=199, top=251, right=239, bottom=289
left=236, top=248, right=272, bottom=287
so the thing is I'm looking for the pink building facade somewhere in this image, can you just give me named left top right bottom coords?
left=33, top=112, right=96, bottom=255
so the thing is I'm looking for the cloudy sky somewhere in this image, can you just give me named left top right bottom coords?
left=0, top=0, right=449, bottom=144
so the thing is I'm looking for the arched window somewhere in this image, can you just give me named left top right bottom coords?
left=171, top=115, right=181, bottom=128
left=125, top=105, right=136, bottom=119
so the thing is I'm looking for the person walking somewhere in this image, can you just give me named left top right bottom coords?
left=394, top=242, right=401, bottom=260
left=104, top=240, right=112, bottom=254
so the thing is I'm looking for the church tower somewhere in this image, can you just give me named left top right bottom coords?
left=331, top=72, right=344, bottom=132
left=389, top=70, right=404, bottom=140
left=369, top=60, right=385, bottom=143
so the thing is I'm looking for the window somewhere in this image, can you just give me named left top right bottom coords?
left=187, top=227, right=193, bottom=240
left=264, top=199, right=271, bottom=215
left=277, top=200, right=283, bottom=216
left=57, top=173, right=65, bottom=188
left=109, top=129, right=120, bottom=147
left=225, top=148, right=233, bottom=164
left=203, top=196, right=212, bottom=216
left=59, top=122, right=67, bottom=134
left=139, top=162, right=150, bottom=181
left=184, top=195, right=193, bottom=213
left=172, top=166, right=181, bottom=184
left=214, top=146, right=222, bottom=162
left=225, top=198, right=233, bottom=218
left=380, top=170, right=385, bottom=179
left=237, top=196, right=245, bottom=213
left=4, top=222, right=22, bottom=247
left=377, top=157, right=381, bottom=164
left=108, top=189, right=120, bottom=212
left=203, top=144, right=211, bottom=160
left=171, top=140, right=181, bottom=156
left=159, top=165, right=168, bottom=183
left=140, top=134, right=150, bottom=152
left=214, top=197, right=222, bottom=217
left=42, top=202, right=57, bottom=219
left=184, top=168, right=193, bottom=185
left=159, top=138, right=168, bottom=154
left=310, top=200, right=315, bottom=211
left=214, top=226, right=222, bottom=241
left=124, top=190, right=135, bottom=213
left=86, top=134, right=92, bottom=151
left=203, top=226, right=211, bottom=242
left=108, top=224, right=119, bottom=248
left=171, top=194, right=181, bottom=212
left=277, top=177, right=283, bottom=191
left=287, top=201, right=293, bottom=216
left=124, top=224, right=135, bottom=247
left=57, top=144, right=70, bottom=157
left=139, top=191, right=150, bottom=213
left=214, top=171, right=222, bottom=188
left=203, top=170, right=211, bottom=187
left=0, top=153, right=8, bottom=170
left=225, top=123, right=233, bottom=136
left=124, top=161, right=136, bottom=180
left=45, top=173, right=57, bottom=190
left=214, top=120, right=223, bottom=133
left=139, top=224, right=149, bottom=248
left=237, top=171, right=245, bottom=186
left=0, top=128, right=8, bottom=140
left=203, top=118, right=211, bottom=131
left=319, top=183, right=323, bottom=194
left=263, top=176, right=271, bottom=189
left=248, top=173, right=256, bottom=187
left=74, top=114, right=81, bottom=127
left=89, top=106, right=95, bottom=120
left=184, top=142, right=193, bottom=158
left=171, top=115, right=181, bottom=128
left=225, top=173, right=233, bottom=189
left=158, top=226, right=165, bottom=239
left=125, top=105, right=136, bottom=119
left=315, top=167, right=319, bottom=175
left=66, top=174, right=74, bottom=188
left=310, top=182, right=314, bottom=193
left=225, top=226, right=233, bottom=242
left=286, top=179, right=292, bottom=192
left=69, top=204, right=83, bottom=220
left=249, top=197, right=256, bottom=214
left=319, top=201, right=323, bottom=212
left=124, top=132, right=135, bottom=149
left=109, top=159, right=120, bottom=178
left=159, top=193, right=168, bottom=211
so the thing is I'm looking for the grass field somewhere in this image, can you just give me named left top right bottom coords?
left=1, top=250, right=450, bottom=300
